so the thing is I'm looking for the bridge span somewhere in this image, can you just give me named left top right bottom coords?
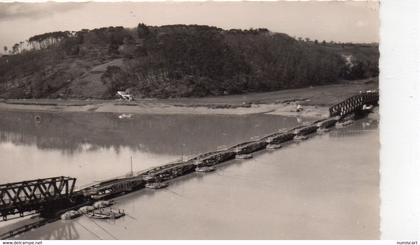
left=329, top=91, right=379, bottom=117
left=0, top=176, right=76, bottom=221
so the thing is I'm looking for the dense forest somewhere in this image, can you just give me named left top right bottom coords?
left=0, top=24, right=379, bottom=99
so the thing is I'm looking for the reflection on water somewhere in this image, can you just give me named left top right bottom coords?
left=38, top=221, right=80, bottom=240
left=17, top=117, right=379, bottom=240
left=330, top=118, right=378, bottom=138
left=0, top=111, right=305, bottom=185
left=0, top=111, right=303, bottom=154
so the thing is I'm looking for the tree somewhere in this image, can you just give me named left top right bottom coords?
left=3, top=46, right=7, bottom=53
left=12, top=43, right=19, bottom=54
left=137, top=23, right=150, bottom=39
left=28, top=31, right=71, bottom=50
left=0, top=24, right=379, bottom=99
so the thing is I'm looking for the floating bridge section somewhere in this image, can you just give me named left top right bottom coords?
left=329, top=91, right=379, bottom=117
left=0, top=176, right=76, bottom=221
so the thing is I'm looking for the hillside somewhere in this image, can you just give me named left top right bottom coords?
left=0, top=24, right=379, bottom=99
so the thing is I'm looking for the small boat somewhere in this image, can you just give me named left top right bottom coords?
left=93, top=200, right=114, bottom=209
left=60, top=210, right=81, bottom=220
left=142, top=175, right=155, bottom=181
left=145, top=182, right=168, bottom=189
left=86, top=209, right=125, bottom=220
left=235, top=154, right=253, bottom=159
left=118, top=114, right=133, bottom=119
left=195, top=166, right=216, bottom=172
left=266, top=144, right=282, bottom=150
left=294, top=135, right=308, bottom=141
left=336, top=120, right=354, bottom=128
left=78, top=206, right=95, bottom=214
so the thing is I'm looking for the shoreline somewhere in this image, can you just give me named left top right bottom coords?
left=0, top=101, right=329, bottom=118
left=0, top=80, right=377, bottom=118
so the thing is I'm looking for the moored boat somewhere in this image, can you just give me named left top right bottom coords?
left=86, top=209, right=125, bottom=220
left=60, top=210, right=81, bottom=220
left=78, top=206, right=95, bottom=214
left=118, top=114, right=133, bottom=119
left=336, top=120, right=354, bottom=128
left=195, top=166, right=216, bottom=172
left=93, top=200, right=114, bottom=209
left=145, top=182, right=169, bottom=189
left=294, top=135, right=308, bottom=141
left=142, top=174, right=155, bottom=181
left=87, top=176, right=145, bottom=200
left=266, top=144, right=282, bottom=150
left=235, top=153, right=253, bottom=159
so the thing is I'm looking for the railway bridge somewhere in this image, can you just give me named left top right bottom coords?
left=329, top=91, right=379, bottom=117
left=0, top=176, right=77, bottom=221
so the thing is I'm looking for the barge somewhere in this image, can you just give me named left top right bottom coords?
left=316, top=117, right=339, bottom=129
left=194, top=150, right=236, bottom=167
left=230, top=140, right=268, bottom=155
left=83, top=176, right=145, bottom=200
left=143, top=162, right=196, bottom=182
left=262, top=131, right=295, bottom=145
left=293, top=124, right=319, bottom=136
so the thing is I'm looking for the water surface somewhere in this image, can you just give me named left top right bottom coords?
left=3, top=113, right=379, bottom=239
left=0, top=111, right=305, bottom=186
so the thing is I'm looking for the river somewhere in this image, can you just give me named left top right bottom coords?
left=0, top=110, right=379, bottom=239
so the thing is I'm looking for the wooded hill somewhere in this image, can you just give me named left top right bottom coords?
left=0, top=24, right=379, bottom=99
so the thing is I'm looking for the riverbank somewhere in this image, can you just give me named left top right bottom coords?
left=0, top=79, right=378, bottom=118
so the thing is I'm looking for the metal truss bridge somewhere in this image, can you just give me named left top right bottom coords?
left=0, top=176, right=76, bottom=221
